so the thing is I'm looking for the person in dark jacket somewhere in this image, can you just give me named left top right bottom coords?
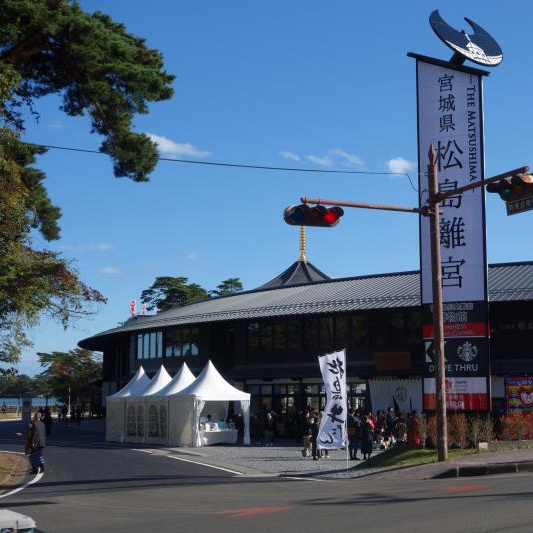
left=360, top=415, right=374, bottom=461
left=310, top=416, right=321, bottom=460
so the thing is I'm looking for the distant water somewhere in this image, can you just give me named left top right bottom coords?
left=0, top=397, right=58, bottom=407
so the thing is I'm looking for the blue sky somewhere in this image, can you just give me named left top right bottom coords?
left=18, top=1, right=533, bottom=376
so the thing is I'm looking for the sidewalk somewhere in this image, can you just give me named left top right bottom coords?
left=172, top=437, right=533, bottom=481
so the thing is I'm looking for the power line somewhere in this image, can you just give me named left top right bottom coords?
left=30, top=142, right=419, bottom=191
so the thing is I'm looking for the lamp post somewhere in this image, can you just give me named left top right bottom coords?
left=297, top=149, right=530, bottom=462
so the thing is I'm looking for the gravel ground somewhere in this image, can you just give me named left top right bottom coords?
left=171, top=439, right=385, bottom=479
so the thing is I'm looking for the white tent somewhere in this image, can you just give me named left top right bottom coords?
left=106, top=366, right=150, bottom=442
left=144, top=363, right=196, bottom=445
left=126, top=365, right=172, bottom=444
left=171, top=360, right=251, bottom=447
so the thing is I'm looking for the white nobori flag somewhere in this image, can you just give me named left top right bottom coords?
left=317, top=349, right=347, bottom=450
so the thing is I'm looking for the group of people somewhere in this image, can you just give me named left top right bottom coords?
left=299, top=409, right=331, bottom=460
left=346, top=407, right=421, bottom=460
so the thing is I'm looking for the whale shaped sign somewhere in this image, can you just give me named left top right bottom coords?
left=429, top=10, right=503, bottom=67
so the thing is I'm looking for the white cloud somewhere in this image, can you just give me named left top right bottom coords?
left=147, top=133, right=212, bottom=158
left=306, top=154, right=333, bottom=166
left=279, top=151, right=301, bottom=162
left=99, top=267, right=120, bottom=275
left=185, top=251, right=197, bottom=260
left=61, top=243, right=114, bottom=252
left=386, top=156, right=414, bottom=175
left=328, top=148, right=364, bottom=167
left=281, top=148, right=365, bottom=168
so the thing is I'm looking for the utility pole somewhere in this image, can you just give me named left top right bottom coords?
left=428, top=145, right=447, bottom=461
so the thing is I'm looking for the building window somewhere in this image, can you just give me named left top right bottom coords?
left=303, top=317, right=320, bottom=352
left=134, top=331, right=164, bottom=360
left=351, top=315, right=367, bottom=347
left=165, top=329, right=182, bottom=357
left=319, top=317, right=334, bottom=351
left=163, top=327, right=199, bottom=358
left=247, top=323, right=260, bottom=352
left=287, top=319, right=303, bottom=351
left=260, top=322, right=273, bottom=351
left=273, top=321, right=286, bottom=351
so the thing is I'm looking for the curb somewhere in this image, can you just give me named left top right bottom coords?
left=432, top=461, right=533, bottom=478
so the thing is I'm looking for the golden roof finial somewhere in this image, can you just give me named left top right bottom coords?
left=299, top=226, right=307, bottom=262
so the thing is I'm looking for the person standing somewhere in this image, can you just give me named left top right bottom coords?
left=347, top=409, right=360, bottom=460
left=310, top=416, right=320, bottom=460
left=360, top=415, right=374, bottom=461
left=300, top=411, right=312, bottom=458
left=234, top=412, right=245, bottom=445
left=263, top=412, right=276, bottom=446
left=42, top=408, right=53, bottom=436
left=29, top=413, right=46, bottom=474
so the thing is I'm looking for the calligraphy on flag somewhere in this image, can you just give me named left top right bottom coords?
left=317, top=350, right=347, bottom=450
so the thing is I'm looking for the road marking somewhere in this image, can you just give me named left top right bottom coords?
left=132, top=448, right=244, bottom=474
left=0, top=467, right=43, bottom=500
left=211, top=505, right=295, bottom=517
left=166, top=455, right=245, bottom=475
left=440, top=484, right=490, bottom=493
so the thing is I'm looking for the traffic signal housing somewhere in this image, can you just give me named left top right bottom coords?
left=486, top=174, right=533, bottom=201
left=284, top=204, right=344, bottom=227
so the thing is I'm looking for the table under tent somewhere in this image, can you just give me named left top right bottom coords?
left=166, top=360, right=251, bottom=447
left=106, top=361, right=251, bottom=447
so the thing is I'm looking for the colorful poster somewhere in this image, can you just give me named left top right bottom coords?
left=317, top=350, right=347, bottom=450
left=505, top=377, right=533, bottom=412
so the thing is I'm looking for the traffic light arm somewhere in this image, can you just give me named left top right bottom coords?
left=300, top=197, right=428, bottom=215
left=433, top=165, right=529, bottom=204
left=302, top=164, right=530, bottom=217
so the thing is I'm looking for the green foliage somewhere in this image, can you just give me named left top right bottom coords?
left=356, top=446, right=478, bottom=470
left=0, top=0, right=174, bottom=180
left=211, top=278, right=244, bottom=297
left=0, top=1, right=175, bottom=370
left=0, top=129, right=106, bottom=370
left=37, top=348, right=102, bottom=402
left=0, top=373, right=40, bottom=396
left=140, top=277, right=210, bottom=312
left=141, top=276, right=244, bottom=312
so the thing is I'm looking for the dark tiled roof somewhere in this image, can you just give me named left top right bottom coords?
left=78, top=261, right=533, bottom=349
left=258, top=260, right=330, bottom=289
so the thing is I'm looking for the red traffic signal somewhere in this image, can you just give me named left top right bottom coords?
left=284, top=204, right=344, bottom=227
left=486, top=174, right=533, bottom=201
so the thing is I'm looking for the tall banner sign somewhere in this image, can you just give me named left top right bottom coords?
left=317, top=350, right=347, bottom=449
left=414, top=57, right=491, bottom=411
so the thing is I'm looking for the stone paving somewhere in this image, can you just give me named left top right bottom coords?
left=170, top=438, right=533, bottom=481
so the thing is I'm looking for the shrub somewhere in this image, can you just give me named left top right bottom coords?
left=417, top=414, right=428, bottom=449
left=501, top=412, right=533, bottom=440
left=426, top=415, right=437, bottom=449
left=448, top=412, right=469, bottom=449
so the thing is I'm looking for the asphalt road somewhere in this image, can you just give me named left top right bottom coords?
left=1, top=420, right=533, bottom=532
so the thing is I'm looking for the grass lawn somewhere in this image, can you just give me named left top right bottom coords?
left=356, top=446, right=480, bottom=470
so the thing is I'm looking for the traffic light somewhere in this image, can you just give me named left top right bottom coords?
left=283, top=204, right=344, bottom=227
left=486, top=174, right=533, bottom=201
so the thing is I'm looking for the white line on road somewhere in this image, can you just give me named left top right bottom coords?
left=166, top=455, right=245, bottom=475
